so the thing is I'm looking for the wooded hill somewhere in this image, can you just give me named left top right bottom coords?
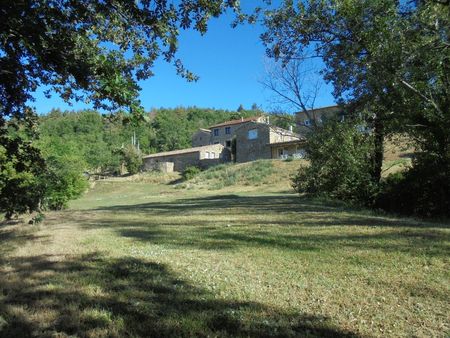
left=38, top=107, right=295, bottom=174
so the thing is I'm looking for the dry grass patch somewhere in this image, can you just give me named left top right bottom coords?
left=1, top=180, right=449, bottom=337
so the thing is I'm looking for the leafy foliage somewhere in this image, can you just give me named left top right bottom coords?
left=377, top=154, right=450, bottom=218
left=182, top=166, right=202, bottom=181
left=262, top=0, right=450, bottom=217
left=120, top=145, right=143, bottom=175
left=0, top=114, right=46, bottom=218
left=0, top=0, right=240, bottom=217
left=42, top=156, right=89, bottom=210
left=292, top=119, right=377, bottom=205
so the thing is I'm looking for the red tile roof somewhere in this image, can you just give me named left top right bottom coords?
left=209, top=116, right=261, bottom=128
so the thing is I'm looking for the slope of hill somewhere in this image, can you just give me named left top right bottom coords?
left=179, top=159, right=306, bottom=192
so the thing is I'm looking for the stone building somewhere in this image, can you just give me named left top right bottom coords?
left=234, top=122, right=305, bottom=163
left=192, top=116, right=268, bottom=149
left=191, top=128, right=212, bottom=147
left=142, top=112, right=318, bottom=173
left=143, top=144, right=228, bottom=172
left=296, top=105, right=342, bottom=134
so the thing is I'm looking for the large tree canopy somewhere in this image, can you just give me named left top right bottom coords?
left=0, top=0, right=240, bottom=218
left=261, top=0, right=449, bottom=216
left=0, top=0, right=240, bottom=120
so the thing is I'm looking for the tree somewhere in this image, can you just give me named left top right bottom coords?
left=120, top=144, right=142, bottom=175
left=292, top=118, right=377, bottom=205
left=261, top=0, right=450, bottom=215
left=260, top=56, right=322, bottom=129
left=261, top=0, right=409, bottom=183
left=260, top=0, right=450, bottom=183
left=1, top=1, right=241, bottom=119
left=0, top=112, right=46, bottom=218
left=1, top=1, right=240, bottom=216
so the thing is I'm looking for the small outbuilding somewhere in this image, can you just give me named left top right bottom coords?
left=143, top=144, right=228, bottom=172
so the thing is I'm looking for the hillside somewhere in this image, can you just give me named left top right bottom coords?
left=2, top=160, right=448, bottom=337
left=179, top=159, right=306, bottom=192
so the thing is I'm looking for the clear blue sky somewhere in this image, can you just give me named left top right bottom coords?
left=32, top=10, right=335, bottom=115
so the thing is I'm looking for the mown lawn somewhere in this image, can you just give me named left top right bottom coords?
left=0, top=179, right=448, bottom=337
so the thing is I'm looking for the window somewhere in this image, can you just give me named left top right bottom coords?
left=205, top=152, right=210, bottom=159
left=213, top=128, right=219, bottom=136
left=211, top=152, right=215, bottom=159
left=304, top=119, right=311, bottom=126
left=226, top=140, right=231, bottom=147
left=225, top=126, right=231, bottom=134
left=248, top=129, right=258, bottom=140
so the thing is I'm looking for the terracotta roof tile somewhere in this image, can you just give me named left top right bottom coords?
left=209, top=116, right=261, bottom=128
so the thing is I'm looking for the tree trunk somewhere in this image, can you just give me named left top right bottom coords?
left=372, top=111, right=384, bottom=183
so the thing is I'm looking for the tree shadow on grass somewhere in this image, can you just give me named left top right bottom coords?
left=93, top=194, right=448, bottom=229
left=0, top=253, right=358, bottom=337
left=94, top=194, right=335, bottom=215
left=69, top=193, right=450, bottom=258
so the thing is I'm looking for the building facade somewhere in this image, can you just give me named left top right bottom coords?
left=142, top=112, right=320, bottom=173
left=192, top=116, right=268, bottom=149
left=296, top=105, right=342, bottom=134
left=143, top=144, right=227, bottom=172
left=234, top=122, right=305, bottom=163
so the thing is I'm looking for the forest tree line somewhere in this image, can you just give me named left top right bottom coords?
left=38, top=106, right=293, bottom=174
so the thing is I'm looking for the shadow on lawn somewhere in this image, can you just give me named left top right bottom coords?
left=0, top=253, right=357, bottom=337
left=76, top=194, right=450, bottom=257
left=94, top=194, right=447, bottom=228
left=95, top=194, right=333, bottom=214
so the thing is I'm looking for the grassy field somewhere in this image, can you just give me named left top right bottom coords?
left=0, top=160, right=449, bottom=337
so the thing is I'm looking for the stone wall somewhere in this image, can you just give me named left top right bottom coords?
left=143, top=144, right=226, bottom=172
left=269, top=128, right=300, bottom=143
left=144, top=151, right=201, bottom=172
left=271, top=144, right=306, bottom=159
left=296, top=106, right=342, bottom=135
left=192, top=129, right=211, bottom=147
left=234, top=122, right=271, bottom=163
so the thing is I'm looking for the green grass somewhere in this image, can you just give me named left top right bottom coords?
left=0, top=162, right=449, bottom=337
left=181, top=159, right=302, bottom=191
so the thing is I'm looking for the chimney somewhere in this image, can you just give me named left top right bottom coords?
left=267, top=116, right=270, bottom=125
left=289, top=125, right=293, bottom=132
left=241, top=117, right=243, bottom=122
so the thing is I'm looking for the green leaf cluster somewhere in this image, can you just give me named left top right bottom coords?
left=293, top=119, right=377, bottom=205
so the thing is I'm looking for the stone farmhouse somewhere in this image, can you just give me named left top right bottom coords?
left=143, top=144, right=227, bottom=172
left=233, top=122, right=304, bottom=163
left=192, top=116, right=268, bottom=149
left=296, top=105, right=342, bottom=134
left=143, top=115, right=305, bottom=172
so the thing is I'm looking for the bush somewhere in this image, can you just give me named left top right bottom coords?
left=43, top=156, right=89, bottom=210
left=121, top=145, right=142, bottom=175
left=376, top=155, right=450, bottom=218
left=292, top=119, right=378, bottom=205
left=182, top=166, right=201, bottom=181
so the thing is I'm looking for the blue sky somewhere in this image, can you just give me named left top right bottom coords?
left=32, top=10, right=335, bottom=115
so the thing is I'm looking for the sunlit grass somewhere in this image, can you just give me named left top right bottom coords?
left=1, top=170, right=449, bottom=337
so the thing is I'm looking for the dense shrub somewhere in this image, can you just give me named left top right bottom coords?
left=182, top=166, right=202, bottom=181
left=376, top=154, right=450, bottom=218
left=43, top=156, right=89, bottom=210
left=292, top=119, right=378, bottom=205
left=121, top=145, right=142, bottom=175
